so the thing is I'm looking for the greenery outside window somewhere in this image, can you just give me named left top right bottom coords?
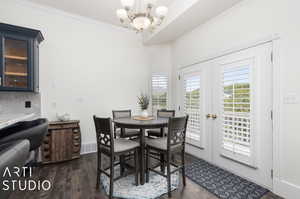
left=151, top=74, right=168, bottom=114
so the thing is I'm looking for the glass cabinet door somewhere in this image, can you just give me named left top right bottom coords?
left=3, top=37, right=28, bottom=89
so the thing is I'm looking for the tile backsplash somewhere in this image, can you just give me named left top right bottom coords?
left=0, top=92, right=41, bottom=116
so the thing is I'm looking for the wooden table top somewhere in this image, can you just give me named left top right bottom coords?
left=113, top=117, right=168, bottom=129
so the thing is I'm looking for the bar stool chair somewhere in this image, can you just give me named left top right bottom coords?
left=93, top=116, right=140, bottom=199
left=147, top=109, right=175, bottom=138
left=146, top=116, right=189, bottom=198
left=112, top=110, right=140, bottom=139
left=147, top=109, right=175, bottom=172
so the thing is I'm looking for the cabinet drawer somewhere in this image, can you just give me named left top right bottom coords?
left=49, top=123, right=79, bottom=130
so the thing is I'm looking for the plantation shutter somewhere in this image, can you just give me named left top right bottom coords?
left=152, top=74, right=168, bottom=113
left=222, top=65, right=251, bottom=156
left=184, top=74, right=201, bottom=144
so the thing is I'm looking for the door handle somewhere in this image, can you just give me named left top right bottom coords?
left=212, top=114, right=217, bottom=119
left=206, top=114, right=212, bottom=119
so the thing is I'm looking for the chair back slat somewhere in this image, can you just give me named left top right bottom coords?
left=112, top=110, right=132, bottom=119
left=157, top=109, right=175, bottom=118
left=93, top=116, right=114, bottom=151
left=167, top=116, right=189, bottom=148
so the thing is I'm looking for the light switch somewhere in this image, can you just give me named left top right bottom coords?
left=283, top=93, right=299, bottom=104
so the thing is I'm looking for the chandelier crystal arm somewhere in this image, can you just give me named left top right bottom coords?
left=127, top=10, right=134, bottom=21
left=146, top=4, right=152, bottom=18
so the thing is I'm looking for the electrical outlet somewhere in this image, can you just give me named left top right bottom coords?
left=25, top=101, right=31, bottom=108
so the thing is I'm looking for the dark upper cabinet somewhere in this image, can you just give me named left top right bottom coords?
left=0, top=23, right=44, bottom=92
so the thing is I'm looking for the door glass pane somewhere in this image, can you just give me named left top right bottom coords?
left=3, top=38, right=28, bottom=88
left=222, top=66, right=251, bottom=156
left=184, top=75, right=201, bottom=142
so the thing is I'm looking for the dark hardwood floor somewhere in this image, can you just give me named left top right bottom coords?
left=9, top=153, right=282, bottom=199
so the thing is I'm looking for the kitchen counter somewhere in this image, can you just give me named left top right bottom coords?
left=0, top=113, right=39, bottom=130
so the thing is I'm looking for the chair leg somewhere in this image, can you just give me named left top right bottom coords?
left=181, top=149, right=186, bottom=186
left=160, top=128, right=164, bottom=137
left=160, top=153, right=165, bottom=173
left=135, top=148, right=139, bottom=186
left=171, top=153, right=175, bottom=163
left=166, top=152, right=172, bottom=198
left=109, top=155, right=114, bottom=199
left=146, top=147, right=150, bottom=183
left=120, top=154, right=125, bottom=176
left=34, top=148, right=40, bottom=164
left=96, top=151, right=101, bottom=189
left=114, top=127, right=117, bottom=139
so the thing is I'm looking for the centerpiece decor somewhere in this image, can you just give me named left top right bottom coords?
left=138, top=93, right=150, bottom=118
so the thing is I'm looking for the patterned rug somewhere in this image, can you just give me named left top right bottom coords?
left=185, top=158, right=269, bottom=199
left=100, top=166, right=179, bottom=199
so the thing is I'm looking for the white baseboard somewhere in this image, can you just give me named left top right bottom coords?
left=185, top=143, right=211, bottom=163
left=81, top=142, right=97, bottom=155
left=273, top=178, right=300, bottom=199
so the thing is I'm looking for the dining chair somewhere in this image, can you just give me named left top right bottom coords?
left=93, top=116, right=139, bottom=199
left=147, top=109, right=175, bottom=138
left=145, top=115, right=189, bottom=198
left=112, top=110, right=140, bottom=139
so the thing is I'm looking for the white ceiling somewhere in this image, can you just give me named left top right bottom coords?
left=27, top=0, right=242, bottom=43
left=144, top=0, right=242, bottom=44
left=27, top=0, right=174, bottom=26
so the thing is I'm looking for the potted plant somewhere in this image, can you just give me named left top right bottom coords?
left=138, top=93, right=150, bottom=118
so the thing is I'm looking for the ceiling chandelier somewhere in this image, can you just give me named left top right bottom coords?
left=116, top=0, right=169, bottom=33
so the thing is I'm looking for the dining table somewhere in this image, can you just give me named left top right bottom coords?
left=113, top=117, right=168, bottom=185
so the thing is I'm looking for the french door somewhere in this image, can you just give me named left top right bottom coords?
left=180, top=42, right=273, bottom=188
left=180, top=62, right=212, bottom=152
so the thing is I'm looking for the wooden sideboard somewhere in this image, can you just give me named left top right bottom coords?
left=42, top=120, right=81, bottom=164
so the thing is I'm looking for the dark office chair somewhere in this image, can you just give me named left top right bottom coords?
left=0, top=140, right=30, bottom=199
left=0, top=118, right=49, bottom=164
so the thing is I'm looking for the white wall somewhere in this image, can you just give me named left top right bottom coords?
left=2, top=0, right=299, bottom=197
left=0, top=0, right=150, bottom=145
left=171, top=0, right=300, bottom=198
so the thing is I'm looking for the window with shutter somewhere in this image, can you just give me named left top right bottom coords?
left=222, top=65, right=251, bottom=156
left=184, top=74, right=201, bottom=143
left=151, top=74, right=168, bottom=113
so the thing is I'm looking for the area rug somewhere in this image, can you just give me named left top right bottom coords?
left=100, top=166, right=179, bottom=199
left=185, top=158, right=269, bottom=199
